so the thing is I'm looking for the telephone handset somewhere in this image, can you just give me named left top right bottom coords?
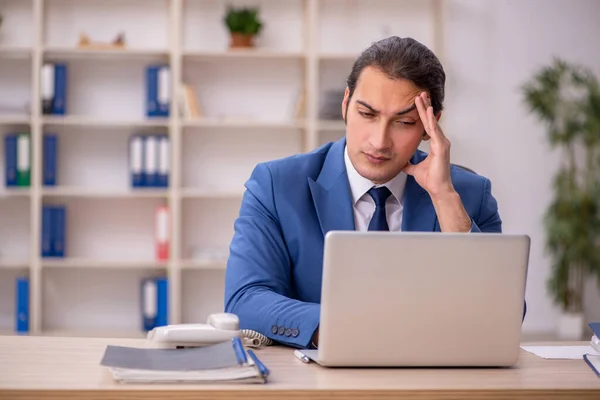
left=146, top=312, right=273, bottom=348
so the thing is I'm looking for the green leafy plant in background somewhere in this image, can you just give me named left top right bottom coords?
left=223, top=5, right=263, bottom=48
left=522, top=58, right=600, bottom=315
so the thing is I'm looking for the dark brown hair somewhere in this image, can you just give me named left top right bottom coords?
left=345, top=36, right=446, bottom=120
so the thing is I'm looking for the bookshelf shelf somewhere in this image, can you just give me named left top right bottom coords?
left=182, top=118, right=305, bottom=130
left=42, top=116, right=170, bottom=129
left=180, top=188, right=243, bottom=199
left=41, top=187, right=169, bottom=199
left=180, top=259, right=227, bottom=270
left=40, top=330, right=147, bottom=339
left=318, top=120, right=346, bottom=131
left=41, top=259, right=168, bottom=270
left=43, top=47, right=170, bottom=61
left=0, top=0, right=444, bottom=336
left=0, top=261, right=29, bottom=270
left=0, top=188, right=31, bottom=198
left=183, top=49, right=305, bottom=60
left=0, top=46, right=33, bottom=59
left=318, top=53, right=358, bottom=61
left=0, top=116, right=31, bottom=125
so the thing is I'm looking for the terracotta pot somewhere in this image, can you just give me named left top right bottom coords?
left=230, top=33, right=254, bottom=48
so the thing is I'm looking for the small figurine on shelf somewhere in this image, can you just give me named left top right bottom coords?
left=78, top=31, right=126, bottom=50
left=223, top=6, right=263, bottom=49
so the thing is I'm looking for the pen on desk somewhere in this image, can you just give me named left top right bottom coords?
left=294, top=350, right=310, bottom=363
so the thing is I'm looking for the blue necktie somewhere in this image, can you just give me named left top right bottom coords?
left=368, top=186, right=392, bottom=231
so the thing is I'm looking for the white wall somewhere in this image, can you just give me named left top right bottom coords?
left=442, top=0, right=600, bottom=334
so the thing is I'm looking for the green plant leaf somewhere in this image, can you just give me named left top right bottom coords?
left=223, top=5, right=263, bottom=35
left=523, top=58, right=600, bottom=312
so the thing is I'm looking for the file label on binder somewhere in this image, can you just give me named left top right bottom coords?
left=144, top=135, right=158, bottom=187
left=157, top=135, right=169, bottom=188
left=17, top=133, right=31, bottom=187
left=130, top=135, right=144, bottom=187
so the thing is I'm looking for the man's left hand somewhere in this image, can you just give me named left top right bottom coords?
left=402, top=92, right=472, bottom=233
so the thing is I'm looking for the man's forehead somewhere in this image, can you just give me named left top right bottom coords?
left=354, top=95, right=420, bottom=116
left=353, top=82, right=423, bottom=114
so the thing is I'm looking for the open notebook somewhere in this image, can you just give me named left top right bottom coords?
left=100, top=337, right=270, bottom=383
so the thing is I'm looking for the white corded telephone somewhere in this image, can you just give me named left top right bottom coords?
left=146, top=312, right=273, bottom=348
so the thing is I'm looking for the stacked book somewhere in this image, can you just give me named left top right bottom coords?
left=101, top=337, right=270, bottom=384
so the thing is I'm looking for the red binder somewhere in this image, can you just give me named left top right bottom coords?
left=155, top=205, right=169, bottom=261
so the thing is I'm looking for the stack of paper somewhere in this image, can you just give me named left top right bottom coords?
left=520, top=345, right=599, bottom=359
left=100, top=338, right=269, bottom=384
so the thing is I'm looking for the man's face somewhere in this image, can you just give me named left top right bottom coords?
left=342, top=66, right=430, bottom=184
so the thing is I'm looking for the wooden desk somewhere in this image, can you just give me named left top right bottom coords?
left=0, top=335, right=599, bottom=399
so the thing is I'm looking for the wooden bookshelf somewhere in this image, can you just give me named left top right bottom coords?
left=0, top=0, right=444, bottom=336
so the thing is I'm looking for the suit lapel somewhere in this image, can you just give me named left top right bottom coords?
left=401, top=175, right=437, bottom=232
left=308, top=139, right=355, bottom=235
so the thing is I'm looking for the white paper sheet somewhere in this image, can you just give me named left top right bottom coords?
left=520, top=345, right=599, bottom=359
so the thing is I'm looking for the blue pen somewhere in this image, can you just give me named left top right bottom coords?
left=232, top=336, right=247, bottom=365
left=247, top=349, right=270, bottom=378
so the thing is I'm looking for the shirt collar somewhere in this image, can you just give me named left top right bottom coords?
left=344, top=145, right=407, bottom=205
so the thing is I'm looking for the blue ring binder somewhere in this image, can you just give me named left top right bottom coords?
left=232, top=336, right=247, bottom=365
left=247, top=349, right=270, bottom=378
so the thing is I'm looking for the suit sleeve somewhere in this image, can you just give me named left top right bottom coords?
left=470, top=177, right=502, bottom=233
left=468, top=177, right=527, bottom=322
left=224, top=163, right=320, bottom=349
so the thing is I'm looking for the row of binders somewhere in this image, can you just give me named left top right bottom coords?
left=38, top=204, right=170, bottom=261
left=129, top=134, right=170, bottom=188
left=4, top=133, right=58, bottom=187
left=42, top=62, right=171, bottom=118
left=4, top=132, right=171, bottom=189
left=11, top=276, right=169, bottom=334
left=41, top=63, right=201, bottom=120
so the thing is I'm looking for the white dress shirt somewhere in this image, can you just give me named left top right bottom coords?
left=344, top=146, right=407, bottom=232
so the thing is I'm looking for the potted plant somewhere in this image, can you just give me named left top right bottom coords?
left=522, top=58, right=600, bottom=340
left=223, top=5, right=263, bottom=48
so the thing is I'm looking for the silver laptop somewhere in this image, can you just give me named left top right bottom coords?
left=302, top=231, right=530, bottom=367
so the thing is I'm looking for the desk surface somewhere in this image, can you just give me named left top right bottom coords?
left=0, top=335, right=599, bottom=399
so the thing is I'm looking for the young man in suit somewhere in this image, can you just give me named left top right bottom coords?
left=224, top=36, right=515, bottom=349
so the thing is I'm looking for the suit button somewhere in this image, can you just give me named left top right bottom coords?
left=285, top=328, right=292, bottom=337
left=278, top=326, right=285, bottom=335
left=292, top=329, right=299, bottom=337
left=271, top=325, right=278, bottom=334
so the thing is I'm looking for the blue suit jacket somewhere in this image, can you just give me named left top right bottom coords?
left=224, top=137, right=513, bottom=349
